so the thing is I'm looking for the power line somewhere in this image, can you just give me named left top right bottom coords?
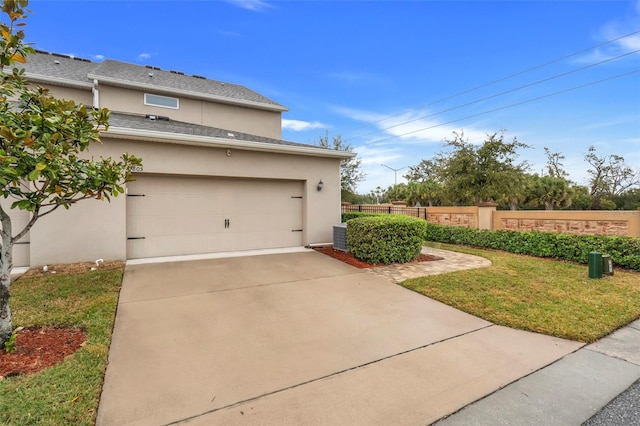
left=361, top=68, right=640, bottom=147
left=341, top=29, right=640, bottom=139
left=347, top=48, right=640, bottom=141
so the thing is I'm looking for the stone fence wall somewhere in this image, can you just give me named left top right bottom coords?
left=341, top=203, right=640, bottom=238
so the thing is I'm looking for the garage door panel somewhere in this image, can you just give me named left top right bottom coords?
left=127, top=176, right=304, bottom=259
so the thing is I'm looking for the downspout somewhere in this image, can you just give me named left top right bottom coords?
left=92, top=78, right=99, bottom=108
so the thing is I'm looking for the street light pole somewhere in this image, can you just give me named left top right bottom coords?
left=381, top=164, right=406, bottom=186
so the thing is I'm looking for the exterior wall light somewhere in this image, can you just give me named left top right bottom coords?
left=317, top=180, right=324, bottom=191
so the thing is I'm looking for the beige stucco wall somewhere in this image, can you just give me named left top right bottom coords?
left=29, top=196, right=127, bottom=266
left=24, top=136, right=341, bottom=265
left=493, top=210, right=640, bottom=237
left=99, top=86, right=283, bottom=139
left=425, top=206, right=478, bottom=228
left=29, top=84, right=93, bottom=107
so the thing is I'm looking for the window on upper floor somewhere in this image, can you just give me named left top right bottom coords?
left=144, top=93, right=179, bottom=109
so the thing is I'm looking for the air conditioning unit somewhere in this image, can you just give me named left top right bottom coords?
left=333, top=223, right=349, bottom=252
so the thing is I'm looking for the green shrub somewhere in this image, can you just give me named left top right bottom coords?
left=347, top=215, right=427, bottom=264
left=341, top=212, right=383, bottom=222
left=425, top=223, right=640, bottom=271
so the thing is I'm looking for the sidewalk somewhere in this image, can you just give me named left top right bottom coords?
left=435, top=319, right=640, bottom=425
left=370, top=247, right=640, bottom=425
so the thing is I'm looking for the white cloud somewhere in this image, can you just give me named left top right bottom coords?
left=93, top=54, right=105, bottom=61
left=225, top=0, right=273, bottom=12
left=281, top=119, right=327, bottom=131
left=138, top=53, right=153, bottom=60
left=334, top=105, right=490, bottom=146
left=576, top=2, right=640, bottom=63
left=327, top=70, right=388, bottom=86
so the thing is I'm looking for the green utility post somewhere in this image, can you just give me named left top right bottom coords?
left=588, top=252, right=603, bottom=279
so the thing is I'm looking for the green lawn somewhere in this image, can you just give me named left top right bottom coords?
left=402, top=243, right=640, bottom=343
left=0, top=264, right=124, bottom=426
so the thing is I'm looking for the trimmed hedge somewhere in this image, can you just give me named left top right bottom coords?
left=425, top=223, right=640, bottom=272
left=347, top=215, right=427, bottom=264
left=341, top=212, right=383, bottom=222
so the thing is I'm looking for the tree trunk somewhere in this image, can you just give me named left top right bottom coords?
left=0, top=206, right=13, bottom=347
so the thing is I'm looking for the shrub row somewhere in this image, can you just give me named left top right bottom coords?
left=425, top=223, right=640, bottom=272
left=341, top=212, right=383, bottom=222
left=347, top=215, right=427, bottom=265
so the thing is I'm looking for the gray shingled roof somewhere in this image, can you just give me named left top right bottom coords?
left=20, top=51, right=287, bottom=110
left=90, top=60, right=286, bottom=110
left=108, top=112, right=317, bottom=149
left=22, top=51, right=97, bottom=84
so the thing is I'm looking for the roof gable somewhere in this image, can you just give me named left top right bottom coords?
left=20, top=51, right=287, bottom=111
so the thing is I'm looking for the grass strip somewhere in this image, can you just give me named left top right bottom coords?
left=402, top=243, right=640, bottom=343
left=0, top=265, right=124, bottom=426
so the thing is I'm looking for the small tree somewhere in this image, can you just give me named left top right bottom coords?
left=318, top=130, right=365, bottom=194
left=436, top=131, right=530, bottom=205
left=0, top=0, right=141, bottom=346
left=585, top=146, right=639, bottom=209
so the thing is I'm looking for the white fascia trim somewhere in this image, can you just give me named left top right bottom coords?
left=24, top=73, right=94, bottom=89
left=87, top=74, right=289, bottom=112
left=104, top=127, right=356, bottom=159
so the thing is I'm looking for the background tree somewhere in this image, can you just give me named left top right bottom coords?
left=523, top=147, right=574, bottom=210
left=435, top=131, right=530, bottom=205
left=585, top=146, right=640, bottom=209
left=528, top=175, right=574, bottom=210
left=384, top=183, right=408, bottom=203
left=404, top=159, right=443, bottom=206
left=543, top=147, right=569, bottom=179
left=318, top=131, right=365, bottom=198
left=0, top=0, right=141, bottom=346
left=369, top=186, right=385, bottom=204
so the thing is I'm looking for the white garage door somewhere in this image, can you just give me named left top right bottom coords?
left=126, top=175, right=304, bottom=259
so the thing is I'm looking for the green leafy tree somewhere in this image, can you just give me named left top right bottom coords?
left=528, top=175, right=574, bottom=210
left=611, top=188, right=640, bottom=210
left=522, top=147, right=574, bottom=210
left=436, top=131, right=530, bottom=205
left=405, top=159, right=443, bottom=206
left=585, top=146, right=639, bottom=209
left=318, top=130, right=365, bottom=195
left=385, top=183, right=408, bottom=202
left=0, top=0, right=141, bottom=346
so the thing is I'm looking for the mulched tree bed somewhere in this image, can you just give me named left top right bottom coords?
left=0, top=327, right=86, bottom=378
left=312, top=245, right=443, bottom=268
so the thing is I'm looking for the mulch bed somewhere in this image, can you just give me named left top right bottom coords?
left=0, top=327, right=86, bottom=379
left=312, top=245, right=443, bottom=268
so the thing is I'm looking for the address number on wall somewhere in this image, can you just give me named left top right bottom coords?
left=129, top=165, right=144, bottom=172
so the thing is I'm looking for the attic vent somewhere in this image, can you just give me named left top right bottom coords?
left=145, top=65, right=153, bottom=69
left=34, top=49, right=49, bottom=54
left=192, top=75, right=206, bottom=80
left=227, top=133, right=235, bottom=139
left=169, top=70, right=185, bottom=75
left=54, top=60, right=60, bottom=65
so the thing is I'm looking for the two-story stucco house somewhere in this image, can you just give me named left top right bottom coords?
left=6, top=51, right=351, bottom=267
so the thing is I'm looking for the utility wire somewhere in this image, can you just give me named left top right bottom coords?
left=348, top=48, right=640, bottom=140
left=362, top=68, right=640, bottom=146
left=341, top=29, right=640, bottom=138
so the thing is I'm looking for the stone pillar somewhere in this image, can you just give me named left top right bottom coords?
left=477, top=202, right=498, bottom=230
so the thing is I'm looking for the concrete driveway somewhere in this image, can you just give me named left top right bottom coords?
left=96, top=250, right=581, bottom=425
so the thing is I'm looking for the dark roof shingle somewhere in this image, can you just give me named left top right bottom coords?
left=20, top=51, right=286, bottom=110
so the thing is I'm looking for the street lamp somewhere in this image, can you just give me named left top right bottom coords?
left=381, top=164, right=406, bottom=186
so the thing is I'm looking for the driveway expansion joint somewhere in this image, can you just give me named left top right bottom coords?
left=164, top=323, right=496, bottom=425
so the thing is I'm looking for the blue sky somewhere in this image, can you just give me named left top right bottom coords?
left=26, top=0, right=640, bottom=194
